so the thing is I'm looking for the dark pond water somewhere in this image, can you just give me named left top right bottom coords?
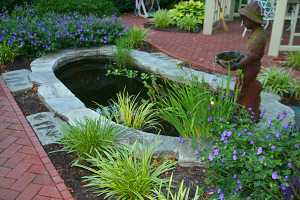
left=54, top=58, right=148, bottom=109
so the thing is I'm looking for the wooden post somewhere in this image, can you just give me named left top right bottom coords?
left=268, top=0, right=288, bottom=57
left=203, top=0, right=216, bottom=35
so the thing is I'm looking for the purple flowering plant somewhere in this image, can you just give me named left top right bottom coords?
left=0, top=6, right=125, bottom=59
left=204, top=112, right=300, bottom=199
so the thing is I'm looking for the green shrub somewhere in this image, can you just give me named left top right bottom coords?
left=77, top=144, right=176, bottom=199
left=169, top=0, right=205, bottom=25
left=258, top=68, right=298, bottom=97
left=34, top=0, right=119, bottom=16
left=286, top=52, right=300, bottom=69
left=114, top=0, right=134, bottom=13
left=59, top=118, right=121, bottom=162
left=204, top=114, right=300, bottom=199
left=176, top=15, right=199, bottom=32
left=111, top=91, right=160, bottom=131
left=126, top=27, right=147, bottom=49
left=0, top=0, right=32, bottom=12
left=0, top=43, right=16, bottom=65
left=153, top=10, right=173, bottom=28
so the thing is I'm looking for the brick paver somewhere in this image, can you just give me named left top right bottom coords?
left=122, top=15, right=291, bottom=75
left=0, top=80, right=73, bottom=200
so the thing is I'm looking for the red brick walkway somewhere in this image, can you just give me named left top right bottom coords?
left=0, top=80, right=73, bottom=200
left=122, top=15, right=279, bottom=75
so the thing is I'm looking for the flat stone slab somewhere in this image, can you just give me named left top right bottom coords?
left=61, top=108, right=100, bottom=125
left=1, top=69, right=33, bottom=93
left=27, top=112, right=65, bottom=145
left=38, top=82, right=75, bottom=99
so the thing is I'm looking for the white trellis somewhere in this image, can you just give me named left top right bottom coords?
left=135, top=0, right=160, bottom=18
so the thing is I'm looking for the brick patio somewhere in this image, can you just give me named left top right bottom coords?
left=0, top=80, right=73, bottom=200
left=122, top=15, right=280, bottom=75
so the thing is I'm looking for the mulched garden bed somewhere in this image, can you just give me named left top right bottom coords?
left=45, top=144, right=210, bottom=200
left=0, top=56, right=31, bottom=73
left=14, top=88, right=49, bottom=116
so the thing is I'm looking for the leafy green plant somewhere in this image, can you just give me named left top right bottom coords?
left=286, top=52, right=300, bottom=69
left=176, top=15, right=199, bottom=32
left=126, top=26, right=147, bottom=49
left=169, top=0, right=205, bottom=25
left=151, top=174, right=206, bottom=200
left=153, top=10, right=173, bottom=28
left=34, top=0, right=119, bottom=16
left=204, top=113, right=300, bottom=199
left=111, top=90, right=160, bottom=131
left=258, top=68, right=298, bottom=97
left=59, top=118, right=121, bottom=162
left=76, top=144, right=176, bottom=199
left=0, top=42, right=16, bottom=65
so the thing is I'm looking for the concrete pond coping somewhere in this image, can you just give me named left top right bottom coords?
left=1, top=46, right=295, bottom=165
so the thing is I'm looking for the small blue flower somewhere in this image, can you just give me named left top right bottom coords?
left=283, top=123, right=289, bottom=130
left=208, top=154, right=214, bottom=161
left=271, top=145, right=276, bottom=151
left=272, top=171, right=279, bottom=180
left=287, top=162, right=293, bottom=169
left=249, top=140, right=254, bottom=145
left=208, top=116, right=213, bottom=123
left=232, top=150, right=238, bottom=161
left=213, top=148, right=219, bottom=156
left=177, top=137, right=185, bottom=144
left=257, top=147, right=263, bottom=155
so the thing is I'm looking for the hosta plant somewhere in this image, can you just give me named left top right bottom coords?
left=76, top=144, right=176, bottom=199
left=176, top=15, right=199, bottom=32
left=59, top=118, right=121, bottom=162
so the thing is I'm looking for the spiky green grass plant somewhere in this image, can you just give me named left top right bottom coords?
left=286, top=52, right=300, bottom=69
left=59, top=118, right=121, bottom=162
left=112, top=91, right=160, bottom=131
left=176, top=16, right=198, bottom=32
left=153, top=10, right=173, bottom=28
left=258, top=67, right=298, bottom=97
left=150, top=174, right=205, bottom=200
left=126, top=26, right=147, bottom=49
left=114, top=37, right=135, bottom=68
left=76, top=144, right=176, bottom=200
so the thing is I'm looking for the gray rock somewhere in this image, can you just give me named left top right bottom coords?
left=30, top=71, right=59, bottom=85
left=38, top=82, right=75, bottom=99
left=41, top=97, right=85, bottom=115
left=61, top=108, right=100, bottom=125
left=1, top=69, right=33, bottom=93
left=26, top=112, right=65, bottom=145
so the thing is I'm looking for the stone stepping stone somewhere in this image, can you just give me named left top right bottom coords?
left=27, top=112, right=65, bottom=145
left=1, top=69, right=33, bottom=93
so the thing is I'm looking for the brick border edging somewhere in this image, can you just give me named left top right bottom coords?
left=0, top=80, right=74, bottom=200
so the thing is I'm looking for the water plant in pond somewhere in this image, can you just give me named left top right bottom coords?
left=110, top=90, right=160, bottom=131
left=76, top=144, right=176, bottom=199
left=204, top=113, right=300, bottom=199
left=59, top=118, right=121, bottom=162
left=156, top=79, right=240, bottom=138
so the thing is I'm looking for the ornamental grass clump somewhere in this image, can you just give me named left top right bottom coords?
left=153, top=10, right=173, bottom=28
left=111, top=90, right=160, bottom=131
left=204, top=111, right=300, bottom=199
left=258, top=67, right=299, bottom=97
left=126, top=26, right=147, bottom=49
left=286, top=52, right=300, bottom=70
left=59, top=118, right=121, bottom=162
left=76, top=144, right=176, bottom=199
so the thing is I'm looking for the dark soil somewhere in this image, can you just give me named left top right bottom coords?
left=144, top=22, right=202, bottom=33
left=139, top=41, right=159, bottom=53
left=0, top=56, right=31, bottom=73
left=44, top=144, right=105, bottom=200
left=14, top=89, right=49, bottom=116
left=44, top=144, right=210, bottom=200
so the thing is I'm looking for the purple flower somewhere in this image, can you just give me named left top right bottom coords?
left=208, top=154, right=214, bottom=161
left=275, top=132, right=281, bottom=139
left=267, top=118, right=273, bottom=128
left=288, top=162, right=293, bottom=169
left=259, top=156, right=265, bottom=162
left=247, top=131, right=253, bottom=136
left=0, top=35, right=3, bottom=42
left=213, top=147, right=219, bottom=156
left=177, top=137, right=185, bottom=144
left=249, top=140, right=254, bottom=145
left=272, top=171, right=279, bottom=180
left=232, top=150, right=238, bottom=161
left=271, top=145, right=276, bottom=151
left=208, top=116, right=213, bottom=123
left=285, top=176, right=289, bottom=181
left=257, top=147, right=263, bottom=155
left=218, top=190, right=224, bottom=200
left=283, top=123, right=289, bottom=130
